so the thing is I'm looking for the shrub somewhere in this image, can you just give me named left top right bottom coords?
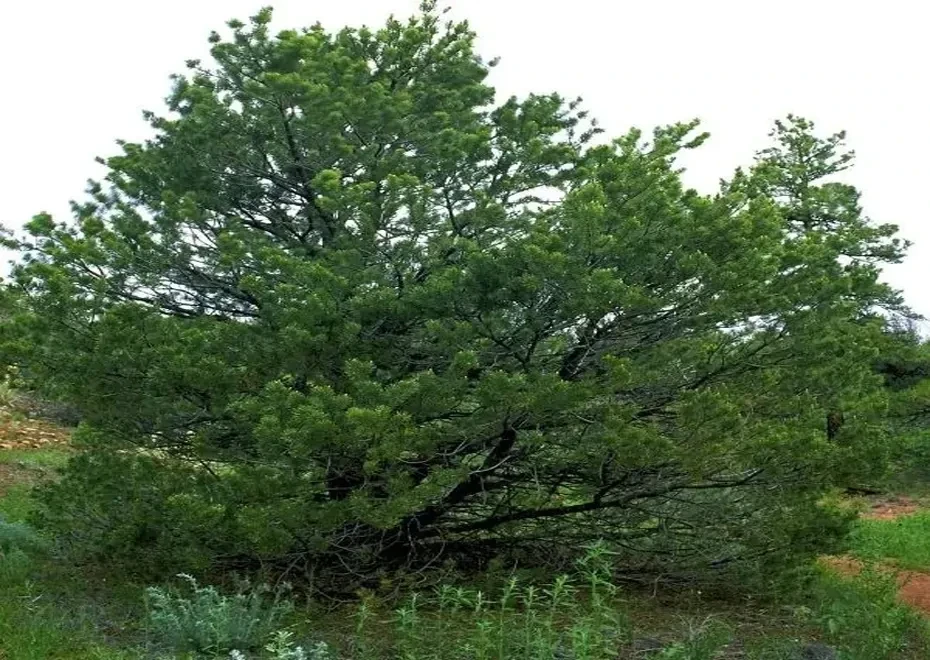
left=4, top=3, right=909, bottom=589
left=336, top=547, right=630, bottom=660
left=0, top=379, right=17, bottom=408
left=0, top=515, right=43, bottom=586
left=145, top=573, right=294, bottom=655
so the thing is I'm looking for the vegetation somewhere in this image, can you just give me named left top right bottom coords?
left=1, top=2, right=930, bottom=659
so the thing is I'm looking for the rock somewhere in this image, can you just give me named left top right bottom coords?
left=798, top=642, right=839, bottom=660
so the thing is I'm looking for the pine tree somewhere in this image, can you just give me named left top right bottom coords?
left=0, top=6, right=912, bottom=586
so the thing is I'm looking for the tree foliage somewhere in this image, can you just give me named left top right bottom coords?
left=0, top=4, right=914, bottom=585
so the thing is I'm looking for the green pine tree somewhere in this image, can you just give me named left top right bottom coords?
left=0, top=5, right=914, bottom=587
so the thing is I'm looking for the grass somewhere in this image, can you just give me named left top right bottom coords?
left=850, top=511, right=930, bottom=571
left=0, top=447, right=71, bottom=469
left=0, top=482, right=35, bottom=521
left=0, top=594, right=136, bottom=660
left=0, top=446, right=69, bottom=521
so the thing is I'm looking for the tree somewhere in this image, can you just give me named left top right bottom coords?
left=0, top=4, right=911, bottom=586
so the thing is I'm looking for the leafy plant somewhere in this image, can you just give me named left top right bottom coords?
left=145, top=573, right=293, bottom=655
left=0, top=379, right=17, bottom=408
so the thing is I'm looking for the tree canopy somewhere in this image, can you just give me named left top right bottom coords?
left=0, top=4, right=914, bottom=587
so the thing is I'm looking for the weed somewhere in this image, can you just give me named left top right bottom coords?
left=0, top=380, right=18, bottom=408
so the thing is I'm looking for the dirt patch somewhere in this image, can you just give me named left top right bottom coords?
left=0, top=457, right=52, bottom=498
left=0, top=411, right=72, bottom=497
left=0, top=414, right=71, bottom=451
left=863, top=496, right=921, bottom=521
left=0, top=462, right=25, bottom=498
left=898, top=571, right=930, bottom=615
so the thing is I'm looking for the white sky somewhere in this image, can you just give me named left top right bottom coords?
left=2, top=0, right=927, bottom=324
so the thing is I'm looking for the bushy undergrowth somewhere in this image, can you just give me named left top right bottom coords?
left=6, top=450, right=930, bottom=659
left=3, top=521, right=930, bottom=659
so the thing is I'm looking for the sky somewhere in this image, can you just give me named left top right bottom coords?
left=2, top=0, right=927, bottom=324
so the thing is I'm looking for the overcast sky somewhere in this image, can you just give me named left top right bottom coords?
left=2, top=1, right=927, bottom=323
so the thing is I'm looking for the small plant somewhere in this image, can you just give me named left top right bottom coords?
left=230, top=629, right=334, bottom=660
left=0, top=516, right=45, bottom=585
left=145, top=573, right=293, bottom=655
left=358, top=545, right=631, bottom=660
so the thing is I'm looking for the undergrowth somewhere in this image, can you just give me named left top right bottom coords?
left=3, top=445, right=930, bottom=659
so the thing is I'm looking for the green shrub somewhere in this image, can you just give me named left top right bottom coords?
left=0, top=379, right=17, bottom=408
left=0, top=516, right=43, bottom=584
left=256, top=630, right=335, bottom=660
left=33, top=449, right=236, bottom=577
left=145, top=573, right=294, bottom=655
left=0, top=546, right=34, bottom=585
left=6, top=1, right=909, bottom=591
left=338, top=547, right=630, bottom=660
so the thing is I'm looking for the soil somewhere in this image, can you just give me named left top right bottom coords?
left=0, top=409, right=72, bottom=497
left=862, top=496, right=921, bottom=521
left=0, top=414, right=71, bottom=451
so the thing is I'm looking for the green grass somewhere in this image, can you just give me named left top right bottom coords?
left=850, top=511, right=930, bottom=571
left=0, top=446, right=69, bottom=521
left=0, top=447, right=147, bottom=659
left=0, top=595, right=137, bottom=660
left=0, top=446, right=71, bottom=469
left=0, top=483, right=35, bottom=522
